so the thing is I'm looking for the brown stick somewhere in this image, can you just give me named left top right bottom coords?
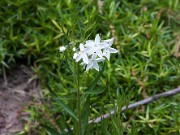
left=89, top=87, right=180, bottom=124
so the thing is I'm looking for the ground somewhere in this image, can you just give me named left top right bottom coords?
left=0, top=64, right=41, bottom=135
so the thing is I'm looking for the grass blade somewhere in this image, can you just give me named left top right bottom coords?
left=45, top=83, right=78, bottom=121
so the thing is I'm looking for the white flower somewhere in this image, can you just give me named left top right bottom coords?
left=72, top=47, right=76, bottom=51
left=73, top=43, right=89, bottom=64
left=59, top=46, right=66, bottom=52
left=85, top=54, right=105, bottom=71
left=103, top=47, right=118, bottom=60
left=102, top=38, right=118, bottom=60
left=72, top=34, right=118, bottom=71
left=85, top=34, right=106, bottom=58
left=102, top=37, right=114, bottom=48
left=73, top=52, right=78, bottom=59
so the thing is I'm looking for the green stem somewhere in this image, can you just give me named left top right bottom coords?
left=76, top=63, right=82, bottom=135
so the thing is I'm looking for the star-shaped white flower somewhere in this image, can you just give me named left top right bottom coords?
left=71, top=34, right=118, bottom=71
left=102, top=37, right=114, bottom=48
left=102, top=38, right=118, bottom=60
left=85, top=34, right=106, bottom=58
left=85, top=53, right=105, bottom=71
left=74, top=43, right=89, bottom=64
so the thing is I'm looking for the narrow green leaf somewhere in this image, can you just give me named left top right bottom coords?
left=82, top=63, right=105, bottom=104
left=83, top=88, right=104, bottom=95
left=64, top=52, right=74, bottom=74
left=45, top=83, right=78, bottom=121
left=45, top=82, right=57, bottom=97
left=1, top=61, right=9, bottom=68
left=86, top=62, right=105, bottom=93
left=82, top=96, right=90, bottom=135
left=54, top=98, right=78, bottom=121
left=41, top=124, right=59, bottom=135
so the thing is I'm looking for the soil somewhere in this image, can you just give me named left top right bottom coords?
left=0, top=64, right=41, bottom=135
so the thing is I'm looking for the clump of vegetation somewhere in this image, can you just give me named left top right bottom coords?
left=0, top=0, right=180, bottom=135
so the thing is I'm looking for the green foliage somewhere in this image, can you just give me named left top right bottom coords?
left=0, top=0, right=180, bottom=134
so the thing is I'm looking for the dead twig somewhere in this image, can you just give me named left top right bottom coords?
left=89, top=87, right=180, bottom=124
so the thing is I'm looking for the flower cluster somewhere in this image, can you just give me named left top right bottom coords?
left=73, top=34, right=118, bottom=71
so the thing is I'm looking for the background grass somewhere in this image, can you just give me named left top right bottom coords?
left=0, top=0, right=180, bottom=134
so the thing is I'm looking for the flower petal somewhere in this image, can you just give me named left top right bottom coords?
left=85, top=40, right=94, bottom=48
left=102, top=37, right=114, bottom=47
left=82, top=54, right=89, bottom=64
left=96, top=57, right=105, bottom=62
left=86, top=47, right=97, bottom=55
left=96, top=49, right=103, bottom=57
left=92, top=62, right=99, bottom=71
left=73, top=53, right=78, bottom=59
left=73, top=47, right=76, bottom=51
left=80, top=43, right=85, bottom=51
left=75, top=53, right=82, bottom=62
left=108, top=47, right=118, bottom=53
left=95, top=34, right=100, bottom=43
left=86, top=62, right=93, bottom=71
left=91, top=53, right=98, bottom=60
left=103, top=51, right=110, bottom=60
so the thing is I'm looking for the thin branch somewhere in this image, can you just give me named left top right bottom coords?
left=89, top=87, right=180, bottom=124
